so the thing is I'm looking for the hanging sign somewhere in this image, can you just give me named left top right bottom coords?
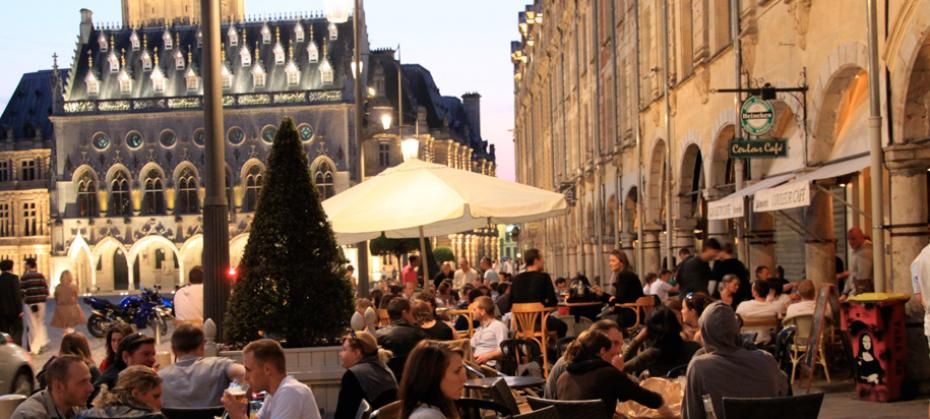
left=740, top=96, right=775, bottom=136
left=707, top=196, right=744, bottom=221
left=559, top=181, right=577, bottom=206
left=753, top=181, right=810, bottom=212
left=729, top=139, right=788, bottom=158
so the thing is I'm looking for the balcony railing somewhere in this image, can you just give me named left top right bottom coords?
left=63, top=89, right=346, bottom=115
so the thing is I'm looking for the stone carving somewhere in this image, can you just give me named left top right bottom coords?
left=695, top=65, right=711, bottom=104
left=134, top=218, right=172, bottom=240
left=788, top=0, right=812, bottom=51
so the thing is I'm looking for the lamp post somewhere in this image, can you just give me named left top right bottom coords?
left=200, top=0, right=230, bottom=340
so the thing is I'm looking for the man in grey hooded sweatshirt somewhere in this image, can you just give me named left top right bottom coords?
left=682, top=302, right=788, bottom=418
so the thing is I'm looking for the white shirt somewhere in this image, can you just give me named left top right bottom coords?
left=484, top=269, right=500, bottom=284
left=646, top=281, right=673, bottom=301
left=258, top=375, right=321, bottom=419
left=470, top=319, right=508, bottom=357
left=453, top=268, right=479, bottom=289
left=911, top=243, right=930, bottom=337
left=736, top=300, right=780, bottom=344
left=173, top=283, right=203, bottom=321
left=783, top=300, right=817, bottom=323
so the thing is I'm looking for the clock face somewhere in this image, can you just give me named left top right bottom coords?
left=194, top=129, right=206, bottom=146
left=228, top=127, right=245, bottom=145
left=298, top=123, right=314, bottom=142
left=126, top=132, right=143, bottom=149
left=160, top=131, right=177, bottom=147
left=93, top=133, right=110, bottom=150
left=262, top=126, right=277, bottom=143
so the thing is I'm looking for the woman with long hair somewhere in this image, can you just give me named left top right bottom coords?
left=80, top=366, right=166, bottom=418
left=412, top=300, right=453, bottom=341
left=99, top=322, right=134, bottom=372
left=51, top=270, right=85, bottom=333
left=621, top=307, right=701, bottom=377
left=399, top=342, right=466, bottom=419
left=38, top=332, right=100, bottom=389
left=596, top=250, right=645, bottom=328
left=680, top=292, right=713, bottom=344
left=335, top=331, right=398, bottom=419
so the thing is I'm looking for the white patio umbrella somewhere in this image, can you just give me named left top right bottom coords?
left=322, top=157, right=569, bottom=279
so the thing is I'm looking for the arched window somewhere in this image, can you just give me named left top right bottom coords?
left=313, top=160, right=335, bottom=199
left=176, top=167, right=199, bottom=214
left=141, top=169, right=165, bottom=215
left=77, top=171, right=98, bottom=217
left=109, top=171, right=131, bottom=217
left=243, top=165, right=263, bottom=212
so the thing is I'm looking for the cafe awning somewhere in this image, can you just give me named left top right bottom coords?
left=753, top=155, right=870, bottom=213
left=707, top=173, right=795, bottom=220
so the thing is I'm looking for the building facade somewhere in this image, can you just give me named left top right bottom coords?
left=0, top=1, right=496, bottom=293
left=512, top=0, right=930, bottom=301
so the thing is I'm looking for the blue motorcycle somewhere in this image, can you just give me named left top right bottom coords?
left=84, top=287, right=174, bottom=338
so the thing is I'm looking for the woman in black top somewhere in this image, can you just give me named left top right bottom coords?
left=622, top=307, right=701, bottom=377
left=412, top=300, right=453, bottom=341
left=335, top=331, right=399, bottom=419
left=597, top=250, right=644, bottom=328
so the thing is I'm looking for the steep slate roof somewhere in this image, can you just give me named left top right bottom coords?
left=0, top=69, right=66, bottom=141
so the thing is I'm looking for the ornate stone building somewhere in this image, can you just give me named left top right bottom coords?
left=0, top=2, right=496, bottom=293
left=512, top=0, right=930, bottom=301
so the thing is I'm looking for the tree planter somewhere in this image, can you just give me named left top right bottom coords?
left=220, top=345, right=345, bottom=417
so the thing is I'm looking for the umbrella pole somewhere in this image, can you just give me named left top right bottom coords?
left=418, top=226, right=429, bottom=288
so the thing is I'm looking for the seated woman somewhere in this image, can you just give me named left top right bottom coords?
left=680, top=292, right=713, bottom=344
left=99, top=323, right=134, bottom=372
left=412, top=300, right=454, bottom=341
left=622, top=307, right=701, bottom=377
left=80, top=366, right=166, bottom=418
left=38, top=332, right=101, bottom=390
left=557, top=330, right=668, bottom=417
left=399, top=342, right=467, bottom=419
left=718, top=274, right=741, bottom=309
left=335, top=331, right=398, bottom=419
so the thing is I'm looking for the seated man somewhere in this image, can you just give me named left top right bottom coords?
left=783, top=279, right=827, bottom=323
left=94, top=332, right=156, bottom=393
left=682, top=302, right=788, bottom=419
left=470, top=296, right=508, bottom=366
left=735, top=280, right=781, bottom=345
left=12, top=355, right=94, bottom=419
left=159, top=324, right=246, bottom=408
left=222, top=339, right=321, bottom=419
left=375, top=297, right=426, bottom=380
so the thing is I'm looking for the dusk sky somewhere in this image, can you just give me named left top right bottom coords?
left=0, top=0, right=521, bottom=180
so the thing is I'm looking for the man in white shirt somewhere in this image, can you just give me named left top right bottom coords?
left=174, top=266, right=204, bottom=324
left=222, top=339, right=321, bottom=419
left=645, top=273, right=675, bottom=302
left=736, top=280, right=781, bottom=345
left=783, top=279, right=823, bottom=323
left=454, top=258, right=479, bottom=289
left=841, top=227, right=874, bottom=297
left=470, top=296, right=508, bottom=366
left=480, top=257, right=500, bottom=285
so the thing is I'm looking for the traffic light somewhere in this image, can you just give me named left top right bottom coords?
left=226, top=266, right=238, bottom=281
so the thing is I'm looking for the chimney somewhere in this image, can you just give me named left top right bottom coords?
left=462, top=92, right=481, bottom=139
left=80, top=9, right=94, bottom=45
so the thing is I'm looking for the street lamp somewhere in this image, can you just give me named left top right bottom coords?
left=380, top=113, right=393, bottom=130
left=401, top=138, right=419, bottom=161
left=324, top=0, right=352, bottom=24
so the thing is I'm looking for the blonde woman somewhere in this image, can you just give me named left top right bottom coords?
left=80, top=365, right=166, bottom=418
left=51, top=271, right=85, bottom=333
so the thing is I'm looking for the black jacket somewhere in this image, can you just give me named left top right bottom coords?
left=712, top=258, right=750, bottom=303
left=557, top=358, right=663, bottom=416
left=511, top=271, right=558, bottom=307
left=610, top=271, right=645, bottom=328
left=0, top=271, right=22, bottom=319
left=677, top=256, right=713, bottom=295
left=375, top=320, right=426, bottom=359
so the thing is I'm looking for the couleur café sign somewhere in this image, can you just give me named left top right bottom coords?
left=729, top=139, right=788, bottom=158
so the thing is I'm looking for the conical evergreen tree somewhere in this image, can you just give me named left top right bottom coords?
left=224, top=117, right=353, bottom=347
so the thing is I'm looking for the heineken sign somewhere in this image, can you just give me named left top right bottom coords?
left=729, top=139, right=788, bottom=158
left=740, top=96, right=775, bottom=136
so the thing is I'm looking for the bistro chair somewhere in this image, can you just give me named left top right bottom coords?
left=511, top=406, right=559, bottom=419
left=499, top=338, right=544, bottom=377
left=490, top=377, right=522, bottom=416
left=456, top=398, right=511, bottom=419
left=739, top=314, right=780, bottom=346
left=448, top=307, right=476, bottom=339
left=525, top=396, right=611, bottom=419
left=369, top=400, right=402, bottom=419
left=721, top=392, right=824, bottom=419
left=784, top=314, right=831, bottom=383
left=432, top=338, right=473, bottom=362
left=511, top=303, right=552, bottom=376
left=615, top=296, right=656, bottom=330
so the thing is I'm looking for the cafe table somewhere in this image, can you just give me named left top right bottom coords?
left=465, top=375, right=546, bottom=390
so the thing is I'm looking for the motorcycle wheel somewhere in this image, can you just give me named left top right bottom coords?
left=87, top=315, right=109, bottom=338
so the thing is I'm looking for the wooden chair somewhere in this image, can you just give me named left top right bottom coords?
left=377, top=309, right=391, bottom=328
left=783, top=315, right=831, bottom=383
left=721, top=392, right=824, bottom=419
left=512, top=406, right=559, bottom=419
left=511, top=303, right=552, bottom=377
left=739, top=314, right=780, bottom=345
left=615, top=296, right=656, bottom=330
left=448, top=307, right=475, bottom=338
left=525, top=396, right=611, bottom=419
left=369, top=400, right=402, bottom=419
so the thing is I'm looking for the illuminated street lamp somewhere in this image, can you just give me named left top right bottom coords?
left=401, top=138, right=419, bottom=161
left=380, top=113, right=393, bottom=130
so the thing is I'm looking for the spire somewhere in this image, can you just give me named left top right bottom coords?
left=154, top=47, right=160, bottom=67
left=120, top=48, right=126, bottom=67
left=254, top=41, right=260, bottom=63
left=87, top=50, right=94, bottom=68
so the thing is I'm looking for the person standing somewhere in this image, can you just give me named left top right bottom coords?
left=0, top=259, right=23, bottom=345
left=432, top=262, right=454, bottom=290
left=479, top=257, right=499, bottom=285
left=453, top=258, right=479, bottom=290
left=21, top=257, right=50, bottom=354
left=511, top=249, right=567, bottom=337
left=401, top=255, right=420, bottom=289
left=51, top=271, right=85, bottom=334
left=174, top=266, right=204, bottom=325
left=841, top=227, right=874, bottom=297
left=676, top=239, right=721, bottom=295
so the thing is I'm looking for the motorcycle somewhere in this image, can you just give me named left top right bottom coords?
left=84, top=287, right=174, bottom=338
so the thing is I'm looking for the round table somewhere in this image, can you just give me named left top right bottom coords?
left=465, top=375, right=545, bottom=390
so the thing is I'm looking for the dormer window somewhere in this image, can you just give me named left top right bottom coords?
left=240, top=46, right=251, bottom=67
left=273, top=43, right=285, bottom=65
left=163, top=29, right=173, bottom=50
left=117, top=70, right=132, bottom=95
left=175, top=49, right=185, bottom=70
left=85, top=73, right=99, bottom=96
left=252, top=65, right=266, bottom=88
left=221, top=64, right=232, bottom=89
left=151, top=67, right=166, bottom=93
left=294, top=23, right=305, bottom=43
left=320, top=60, right=333, bottom=86
left=186, top=68, right=200, bottom=92
left=228, top=25, right=239, bottom=47
left=108, top=51, right=120, bottom=73
left=261, top=23, right=271, bottom=44
left=98, top=32, right=108, bottom=52
left=141, top=50, right=152, bottom=71
left=130, top=30, right=140, bottom=51
left=286, top=61, right=300, bottom=86
left=307, top=41, right=319, bottom=63
left=328, top=22, right=338, bottom=41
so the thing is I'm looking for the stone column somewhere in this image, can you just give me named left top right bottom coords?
left=803, top=189, right=836, bottom=289
left=748, top=212, right=777, bottom=273
left=642, top=228, right=662, bottom=275
left=620, top=231, right=636, bottom=269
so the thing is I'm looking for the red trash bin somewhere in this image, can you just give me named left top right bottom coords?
left=840, top=293, right=910, bottom=402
